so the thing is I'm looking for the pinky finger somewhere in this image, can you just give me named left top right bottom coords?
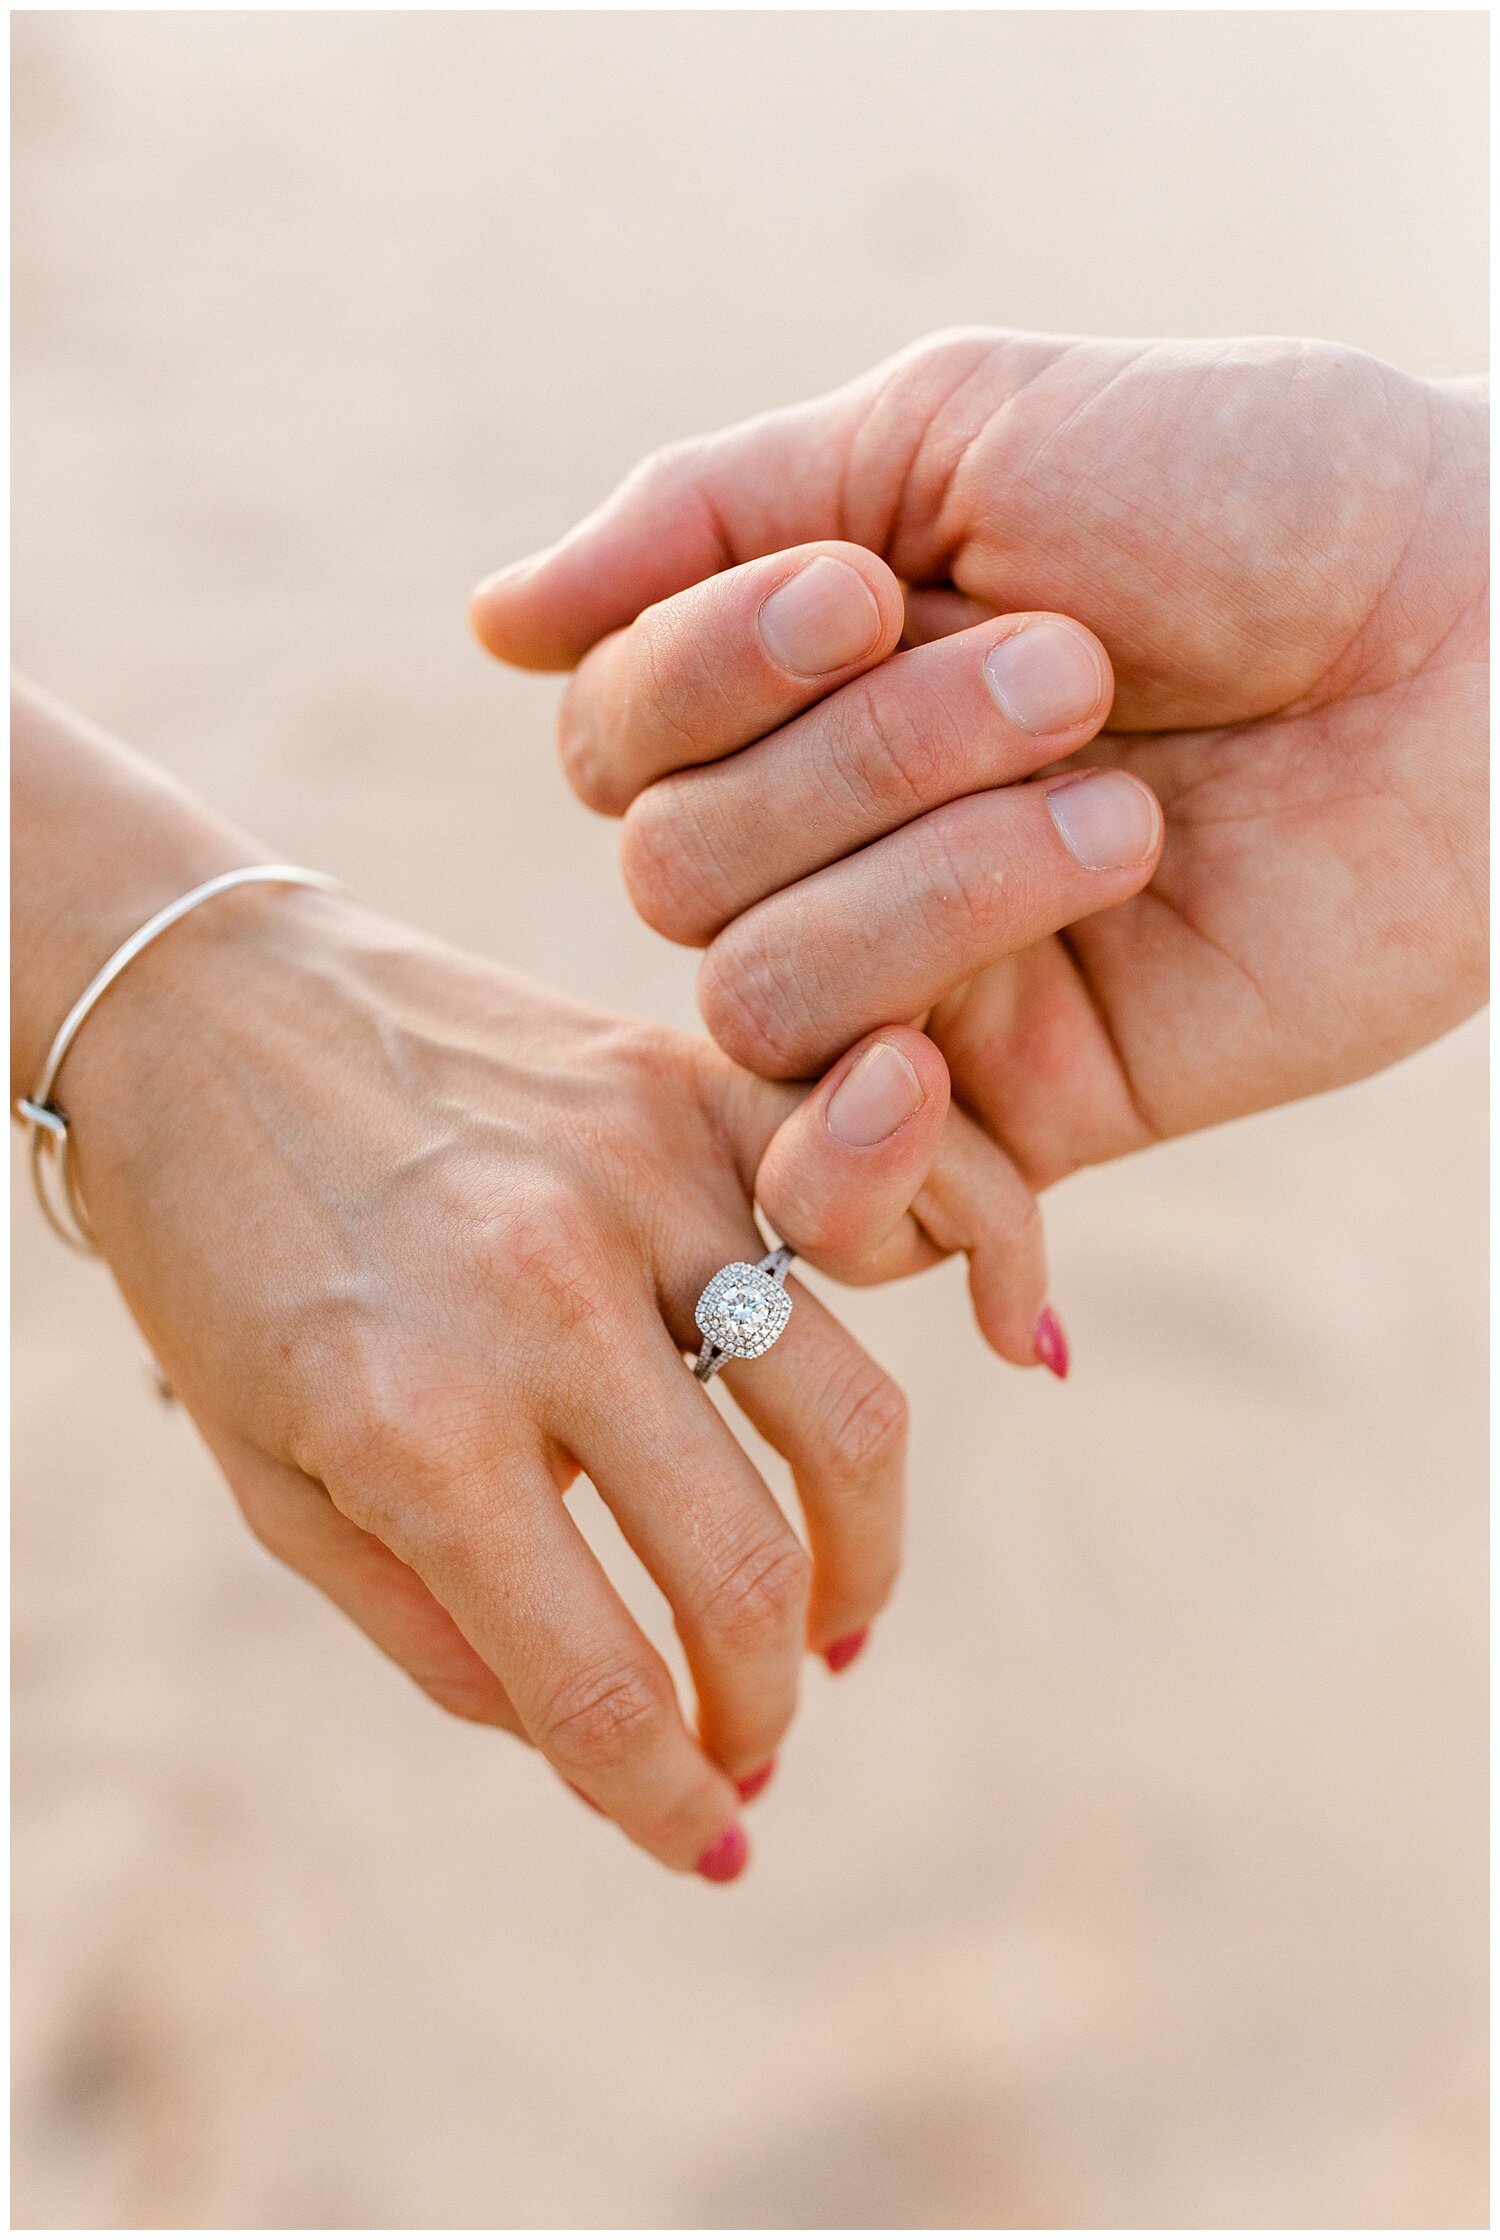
left=207, top=1430, right=532, bottom=1736
left=910, top=1106, right=1063, bottom=1374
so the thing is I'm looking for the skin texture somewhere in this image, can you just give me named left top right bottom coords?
left=473, top=330, right=1488, bottom=1196
left=12, top=681, right=1067, bottom=1881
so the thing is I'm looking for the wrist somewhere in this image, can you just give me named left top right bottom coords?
left=55, top=874, right=355, bottom=1124
left=10, top=680, right=269, bottom=1098
left=47, top=877, right=378, bottom=1281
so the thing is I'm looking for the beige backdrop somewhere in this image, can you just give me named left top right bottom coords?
left=12, top=11, right=1488, bottom=2230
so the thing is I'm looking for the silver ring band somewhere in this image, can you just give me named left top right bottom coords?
left=692, top=1245, right=795, bottom=1382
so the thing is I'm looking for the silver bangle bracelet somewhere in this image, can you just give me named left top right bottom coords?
left=16, top=862, right=342, bottom=1255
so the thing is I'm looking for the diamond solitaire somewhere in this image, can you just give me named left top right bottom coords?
left=692, top=1250, right=794, bottom=1379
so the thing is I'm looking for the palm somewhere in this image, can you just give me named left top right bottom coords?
left=844, top=335, right=1487, bottom=1184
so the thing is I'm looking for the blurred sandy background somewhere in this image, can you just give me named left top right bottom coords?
left=11, top=10, right=1487, bottom=2230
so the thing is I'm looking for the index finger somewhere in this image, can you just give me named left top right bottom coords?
left=553, top=541, right=905, bottom=817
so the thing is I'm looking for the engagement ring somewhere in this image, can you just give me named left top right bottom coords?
left=692, top=1246, right=795, bottom=1381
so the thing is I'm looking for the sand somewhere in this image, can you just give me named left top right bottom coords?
left=12, top=12, right=1487, bottom=2228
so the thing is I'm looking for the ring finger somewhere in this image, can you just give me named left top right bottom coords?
left=558, top=1303, right=815, bottom=1791
left=644, top=1240, right=914, bottom=1680
left=713, top=1276, right=909, bottom=1668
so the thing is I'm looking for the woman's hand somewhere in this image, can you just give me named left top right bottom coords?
left=472, top=331, right=1487, bottom=1191
left=15, top=681, right=1082, bottom=1875
left=47, top=872, right=982, bottom=1878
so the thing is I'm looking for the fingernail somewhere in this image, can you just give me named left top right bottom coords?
left=1034, top=1306, right=1069, bottom=1380
left=824, top=1628, right=869, bottom=1674
left=758, top=556, right=883, bottom=677
left=827, top=1039, right=925, bottom=1147
left=983, top=619, right=1106, bottom=735
left=696, top=1824, right=750, bottom=1882
left=1044, top=769, right=1160, bottom=871
left=736, top=1761, right=775, bottom=1804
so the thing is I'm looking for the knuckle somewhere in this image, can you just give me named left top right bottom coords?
left=619, top=784, right=726, bottom=946
left=987, top=1182, right=1046, bottom=1263
left=555, top=684, right=628, bottom=817
left=699, top=920, right=819, bottom=1078
left=301, top=1331, right=463, bottom=1525
left=763, top=1179, right=838, bottom=1260
left=819, top=1359, right=910, bottom=1486
left=823, top=680, right=962, bottom=824
left=601, top=1013, right=704, bottom=1109
left=472, top=1188, right=612, bottom=1340
left=287, top=1314, right=512, bottom=1553
left=698, top=1529, right=811, bottom=1654
left=629, top=604, right=726, bottom=754
left=537, top=1657, right=675, bottom=1772
left=906, top=807, right=1012, bottom=944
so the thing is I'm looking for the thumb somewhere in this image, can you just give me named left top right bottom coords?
left=470, top=385, right=874, bottom=673
left=751, top=1029, right=952, bottom=1286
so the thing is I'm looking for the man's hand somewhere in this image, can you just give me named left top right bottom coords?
left=472, top=332, right=1487, bottom=1192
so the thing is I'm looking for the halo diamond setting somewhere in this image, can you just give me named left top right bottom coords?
left=694, top=1260, right=793, bottom=1362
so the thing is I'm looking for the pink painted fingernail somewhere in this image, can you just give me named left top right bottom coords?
left=696, top=1825, right=750, bottom=1883
left=758, top=556, right=883, bottom=677
left=824, top=1628, right=869, bottom=1674
left=1034, top=1307, right=1070, bottom=1380
left=736, top=1761, right=776, bottom=1804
